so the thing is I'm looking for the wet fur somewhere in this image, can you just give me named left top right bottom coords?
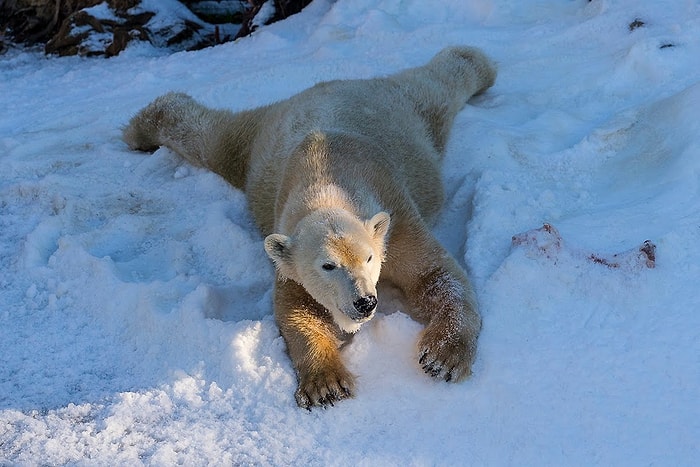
left=123, top=46, right=496, bottom=408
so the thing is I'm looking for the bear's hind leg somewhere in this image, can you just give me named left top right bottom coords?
left=123, top=92, right=255, bottom=189
left=123, top=92, right=202, bottom=157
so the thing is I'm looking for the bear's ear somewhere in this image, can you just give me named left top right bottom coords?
left=366, top=211, right=391, bottom=240
left=264, top=234, right=295, bottom=277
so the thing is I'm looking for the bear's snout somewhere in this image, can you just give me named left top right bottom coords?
left=353, top=295, right=377, bottom=317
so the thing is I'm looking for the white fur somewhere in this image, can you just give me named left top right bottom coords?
left=265, top=208, right=389, bottom=332
left=123, top=47, right=495, bottom=406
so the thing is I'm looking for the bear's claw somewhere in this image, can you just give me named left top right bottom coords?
left=419, top=351, right=429, bottom=365
left=418, top=328, right=476, bottom=383
left=421, top=357, right=455, bottom=381
left=422, top=359, right=443, bottom=378
left=295, top=370, right=355, bottom=410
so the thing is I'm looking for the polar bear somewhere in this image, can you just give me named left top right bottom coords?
left=123, top=46, right=496, bottom=409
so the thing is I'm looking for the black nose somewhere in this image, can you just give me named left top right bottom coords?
left=353, top=295, right=377, bottom=317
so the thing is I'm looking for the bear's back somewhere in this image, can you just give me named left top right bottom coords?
left=245, top=77, right=444, bottom=231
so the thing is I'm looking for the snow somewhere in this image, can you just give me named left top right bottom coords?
left=252, top=1, right=277, bottom=30
left=83, top=2, right=120, bottom=22
left=1, top=0, right=699, bottom=464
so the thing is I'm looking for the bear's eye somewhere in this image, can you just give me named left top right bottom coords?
left=322, top=262, right=337, bottom=271
left=367, top=255, right=373, bottom=263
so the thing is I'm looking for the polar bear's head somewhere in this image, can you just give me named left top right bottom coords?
left=264, top=210, right=391, bottom=333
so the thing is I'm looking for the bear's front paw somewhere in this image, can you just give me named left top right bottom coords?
left=295, top=365, right=356, bottom=410
left=418, top=325, right=477, bottom=383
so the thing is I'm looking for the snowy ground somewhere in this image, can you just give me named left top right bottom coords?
left=1, top=0, right=699, bottom=464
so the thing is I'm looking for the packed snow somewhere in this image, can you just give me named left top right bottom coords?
left=1, top=0, right=699, bottom=464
